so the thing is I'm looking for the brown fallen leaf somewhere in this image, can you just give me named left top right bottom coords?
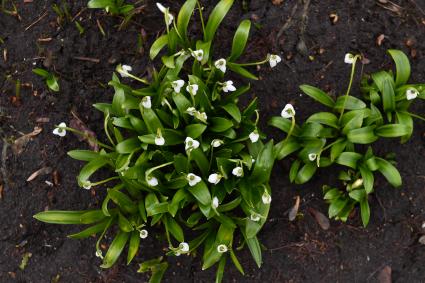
left=12, top=127, right=43, bottom=155
left=308, top=208, right=330, bottom=230
left=377, top=265, right=391, bottom=283
left=52, top=170, right=60, bottom=186
left=376, top=34, right=385, bottom=46
left=0, top=184, right=3, bottom=199
left=70, top=110, right=99, bottom=151
left=27, top=167, right=52, bottom=182
left=288, top=196, right=300, bottom=221
left=272, top=0, right=284, bottom=5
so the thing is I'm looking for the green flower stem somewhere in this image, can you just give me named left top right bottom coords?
left=119, top=70, right=149, bottom=85
left=197, top=1, right=206, bottom=38
left=232, top=57, right=269, bottom=67
left=145, top=161, right=174, bottom=177
left=59, top=126, right=114, bottom=150
left=283, top=116, right=296, bottom=142
left=338, top=55, right=361, bottom=122
left=104, top=111, right=116, bottom=146
left=90, top=176, right=121, bottom=187
left=401, top=111, right=425, bottom=121
left=316, top=138, right=345, bottom=167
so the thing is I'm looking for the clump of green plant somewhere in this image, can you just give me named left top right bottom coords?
left=270, top=50, right=424, bottom=227
left=35, top=0, right=281, bottom=281
left=87, top=0, right=134, bottom=16
left=32, top=68, right=60, bottom=92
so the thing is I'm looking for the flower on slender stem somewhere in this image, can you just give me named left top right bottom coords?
left=155, top=128, right=165, bottom=146
left=214, top=58, right=226, bottom=73
left=208, top=173, right=222, bottom=185
left=146, top=175, right=158, bottom=187
left=250, top=213, right=261, bottom=222
left=141, top=96, right=152, bottom=109
left=194, top=111, right=207, bottom=122
left=53, top=122, right=67, bottom=137
left=156, top=3, right=174, bottom=27
left=249, top=130, right=260, bottom=143
left=222, top=80, right=236, bottom=92
left=308, top=153, right=317, bottom=161
left=117, top=64, right=132, bottom=78
left=185, top=137, right=200, bottom=151
left=281, top=103, right=295, bottom=119
left=352, top=178, right=364, bottom=189
left=232, top=166, right=243, bottom=177
left=171, top=80, right=185, bottom=93
left=406, top=87, right=419, bottom=100
left=187, top=173, right=201, bottom=187
left=186, top=83, right=199, bottom=96
left=212, top=196, right=219, bottom=209
left=344, top=53, right=355, bottom=64
left=217, top=244, right=228, bottom=253
left=262, top=190, right=272, bottom=204
left=211, top=139, right=223, bottom=148
left=81, top=180, right=92, bottom=190
left=179, top=242, right=190, bottom=253
left=191, top=49, right=204, bottom=61
left=269, top=54, right=282, bottom=68
left=139, top=229, right=148, bottom=239
left=186, top=107, right=197, bottom=116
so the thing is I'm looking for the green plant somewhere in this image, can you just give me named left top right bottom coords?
left=87, top=0, right=134, bottom=16
left=32, top=68, right=60, bottom=92
left=270, top=50, right=424, bottom=227
left=34, top=1, right=280, bottom=282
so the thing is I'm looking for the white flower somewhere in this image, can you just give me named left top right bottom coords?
left=406, top=88, right=419, bottom=100
left=53, top=122, right=67, bottom=137
left=249, top=130, right=260, bottom=143
left=352, top=178, right=364, bottom=189
left=214, top=58, right=226, bottom=73
left=211, top=139, right=223, bottom=148
left=185, top=137, right=200, bottom=151
left=208, top=173, right=222, bottom=185
left=262, top=191, right=272, bottom=204
left=212, top=196, right=219, bottom=209
left=95, top=250, right=103, bottom=259
left=156, top=2, right=174, bottom=26
left=281, top=103, right=295, bottom=119
left=217, top=244, right=228, bottom=253
left=187, top=173, right=201, bottom=187
left=146, top=175, right=158, bottom=187
left=308, top=153, right=317, bottom=161
left=222, top=80, right=236, bottom=92
left=155, top=129, right=165, bottom=146
left=191, top=49, right=204, bottom=61
left=186, top=107, right=197, bottom=116
left=186, top=83, right=199, bottom=96
left=179, top=242, right=189, bottom=252
left=194, top=111, right=207, bottom=122
left=81, top=180, right=92, bottom=190
left=250, top=213, right=261, bottom=221
left=269, top=54, right=282, bottom=68
left=141, top=96, right=152, bottom=109
left=232, top=166, right=243, bottom=177
left=117, top=64, right=132, bottom=77
left=344, top=53, right=355, bottom=64
left=139, top=229, right=148, bottom=239
left=171, top=80, right=185, bottom=93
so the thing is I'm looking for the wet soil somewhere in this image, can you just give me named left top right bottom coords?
left=0, top=0, right=425, bottom=282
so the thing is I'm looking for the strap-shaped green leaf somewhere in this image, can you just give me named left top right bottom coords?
left=299, top=84, right=335, bottom=108
left=209, top=117, right=234, bottom=132
left=330, top=138, right=347, bottom=161
left=78, top=156, right=109, bottom=182
left=347, top=126, right=378, bottom=144
left=221, top=103, right=242, bottom=123
left=334, top=95, right=366, bottom=110
left=360, top=198, right=370, bottom=227
left=229, top=250, right=245, bottom=275
left=227, top=63, right=258, bottom=80
left=229, top=20, right=251, bottom=61
left=250, top=141, right=274, bottom=184
left=307, top=112, right=339, bottom=128
left=359, top=165, right=374, bottom=194
left=140, top=108, right=163, bottom=134
left=335, top=152, right=362, bottom=169
left=127, top=230, right=140, bottom=264
left=268, top=117, right=300, bottom=136
left=150, top=34, right=168, bottom=60
left=295, top=162, right=317, bottom=184
left=204, top=0, right=234, bottom=42
left=80, top=210, right=107, bottom=224
left=328, top=198, right=348, bottom=218
left=274, top=138, right=301, bottom=160
left=190, top=148, right=209, bottom=177
left=68, top=219, right=110, bottom=239
left=395, top=111, right=413, bottom=143
left=101, top=230, right=130, bottom=268
left=108, top=189, right=138, bottom=214
left=33, top=210, right=85, bottom=224
left=116, top=137, right=140, bottom=154
left=388, top=49, right=410, bottom=86
left=187, top=181, right=211, bottom=206
left=67, top=150, right=99, bottom=161
left=375, top=124, right=412, bottom=138
left=382, top=79, right=396, bottom=113
left=185, top=124, right=207, bottom=139
left=164, top=214, right=184, bottom=242
left=215, top=255, right=227, bottom=283
left=375, top=157, right=402, bottom=187
left=177, top=0, right=196, bottom=43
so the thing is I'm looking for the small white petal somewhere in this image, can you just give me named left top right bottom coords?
left=191, top=50, right=204, bottom=61
left=344, top=53, right=355, bottom=64
left=211, top=139, right=223, bottom=148
left=187, top=173, right=201, bottom=187
left=179, top=242, right=189, bottom=252
left=95, top=250, right=103, bottom=259
left=214, top=58, right=227, bottom=73
left=156, top=2, right=166, bottom=13
left=269, top=54, right=282, bottom=68
left=186, top=83, right=199, bottom=96
left=139, top=229, right=149, bottom=239
left=208, top=173, right=221, bottom=185
left=212, top=196, right=219, bottom=209
left=222, top=80, right=236, bottom=93
left=118, top=64, right=132, bottom=77
left=232, top=166, right=243, bottom=177
left=281, top=104, right=295, bottom=119
left=262, top=191, right=272, bottom=204
left=53, top=122, right=67, bottom=137
left=172, top=80, right=185, bottom=93
left=308, top=153, right=317, bottom=161
left=186, top=107, right=197, bottom=116
left=406, top=88, right=418, bottom=100
left=155, top=136, right=165, bottom=146
left=82, top=181, right=92, bottom=190
left=249, top=131, right=260, bottom=143
left=250, top=213, right=261, bottom=221
left=142, top=96, right=152, bottom=109
left=217, top=244, right=228, bottom=253
left=147, top=176, right=158, bottom=186
left=185, top=137, right=200, bottom=151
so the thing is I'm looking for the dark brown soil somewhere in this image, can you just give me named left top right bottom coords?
left=1, top=0, right=425, bottom=282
